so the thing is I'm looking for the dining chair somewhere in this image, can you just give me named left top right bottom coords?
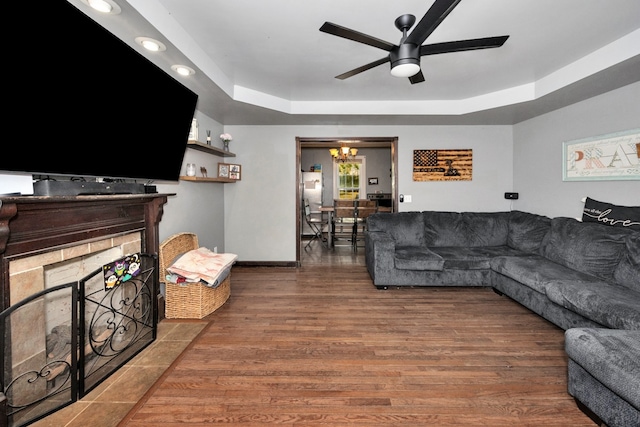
left=303, top=198, right=329, bottom=249
left=353, top=199, right=378, bottom=250
left=332, top=199, right=357, bottom=249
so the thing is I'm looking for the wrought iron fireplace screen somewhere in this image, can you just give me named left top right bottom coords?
left=1, top=253, right=158, bottom=427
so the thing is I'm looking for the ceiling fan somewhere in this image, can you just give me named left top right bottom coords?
left=319, top=0, right=509, bottom=84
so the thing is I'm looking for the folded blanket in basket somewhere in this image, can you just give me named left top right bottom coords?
left=165, top=267, right=231, bottom=288
left=166, top=247, right=237, bottom=287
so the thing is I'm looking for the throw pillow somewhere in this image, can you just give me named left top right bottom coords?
left=582, top=197, right=640, bottom=230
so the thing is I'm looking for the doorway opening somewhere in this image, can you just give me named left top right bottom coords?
left=296, top=137, right=398, bottom=266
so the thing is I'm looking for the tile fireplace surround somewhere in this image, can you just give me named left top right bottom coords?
left=0, top=194, right=170, bottom=427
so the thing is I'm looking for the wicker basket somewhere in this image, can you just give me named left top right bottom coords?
left=160, top=232, right=231, bottom=319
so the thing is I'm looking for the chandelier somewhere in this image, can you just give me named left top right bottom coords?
left=329, top=145, right=358, bottom=163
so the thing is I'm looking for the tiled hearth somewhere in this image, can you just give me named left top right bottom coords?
left=29, top=319, right=206, bottom=427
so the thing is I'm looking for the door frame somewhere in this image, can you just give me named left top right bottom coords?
left=295, top=136, right=398, bottom=266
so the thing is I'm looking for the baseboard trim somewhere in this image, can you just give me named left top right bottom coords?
left=235, top=261, right=298, bottom=268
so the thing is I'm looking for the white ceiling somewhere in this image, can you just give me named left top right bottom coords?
left=70, top=0, right=640, bottom=125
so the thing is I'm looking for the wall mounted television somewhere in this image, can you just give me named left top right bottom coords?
left=2, top=1, right=198, bottom=184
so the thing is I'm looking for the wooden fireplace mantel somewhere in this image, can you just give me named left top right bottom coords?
left=0, top=194, right=172, bottom=311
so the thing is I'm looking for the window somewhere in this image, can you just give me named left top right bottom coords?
left=333, top=157, right=366, bottom=200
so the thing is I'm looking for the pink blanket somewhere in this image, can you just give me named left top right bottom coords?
left=167, top=247, right=237, bottom=286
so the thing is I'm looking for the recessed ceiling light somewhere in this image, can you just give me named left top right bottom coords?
left=171, top=65, right=195, bottom=76
left=81, top=0, right=121, bottom=14
left=135, top=37, right=166, bottom=52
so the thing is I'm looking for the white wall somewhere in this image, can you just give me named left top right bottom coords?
left=396, top=126, right=514, bottom=212
left=223, top=125, right=513, bottom=262
left=513, top=82, right=640, bottom=219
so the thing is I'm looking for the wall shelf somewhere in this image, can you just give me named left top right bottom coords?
left=181, top=140, right=239, bottom=183
left=186, top=140, right=235, bottom=157
left=179, top=176, right=235, bottom=183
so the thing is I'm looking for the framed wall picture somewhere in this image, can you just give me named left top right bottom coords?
left=368, top=177, right=378, bottom=185
left=228, top=164, right=242, bottom=180
left=562, top=128, right=640, bottom=181
left=217, top=163, right=230, bottom=178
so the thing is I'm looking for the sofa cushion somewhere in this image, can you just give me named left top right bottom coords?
left=546, top=281, right=640, bottom=330
left=395, top=246, right=444, bottom=271
left=491, top=254, right=599, bottom=295
left=423, top=211, right=510, bottom=247
left=541, top=217, right=630, bottom=281
left=614, top=233, right=640, bottom=293
left=367, top=212, right=426, bottom=247
left=432, top=246, right=522, bottom=270
left=565, top=328, right=640, bottom=409
left=507, top=210, right=551, bottom=253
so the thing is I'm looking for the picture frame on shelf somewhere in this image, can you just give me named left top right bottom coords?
left=228, top=164, right=241, bottom=180
left=188, top=118, right=198, bottom=141
left=217, top=163, right=230, bottom=178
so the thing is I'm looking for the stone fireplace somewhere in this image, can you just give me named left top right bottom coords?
left=1, top=194, right=168, bottom=427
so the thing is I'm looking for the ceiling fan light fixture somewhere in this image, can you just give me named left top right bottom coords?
left=390, top=43, right=421, bottom=78
left=390, top=62, right=420, bottom=78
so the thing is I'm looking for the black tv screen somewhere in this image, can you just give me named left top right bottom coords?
left=3, top=0, right=198, bottom=182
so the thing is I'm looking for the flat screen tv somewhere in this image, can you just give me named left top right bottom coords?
left=2, top=0, right=198, bottom=183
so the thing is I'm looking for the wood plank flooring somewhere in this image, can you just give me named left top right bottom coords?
left=119, top=243, right=594, bottom=426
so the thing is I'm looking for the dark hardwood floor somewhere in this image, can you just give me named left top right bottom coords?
left=119, top=240, right=594, bottom=426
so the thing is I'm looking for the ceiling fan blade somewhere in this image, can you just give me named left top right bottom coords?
left=409, top=70, right=425, bottom=84
left=405, top=0, right=462, bottom=47
left=320, top=22, right=396, bottom=52
left=420, top=36, right=509, bottom=56
left=335, top=57, right=390, bottom=80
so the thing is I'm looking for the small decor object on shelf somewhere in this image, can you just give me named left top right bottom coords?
left=206, top=130, right=211, bottom=145
left=189, top=118, right=198, bottom=141
left=200, top=167, right=208, bottom=177
left=220, top=133, right=233, bottom=151
left=186, top=163, right=196, bottom=177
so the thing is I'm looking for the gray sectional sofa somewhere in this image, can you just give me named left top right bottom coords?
left=364, top=210, right=639, bottom=427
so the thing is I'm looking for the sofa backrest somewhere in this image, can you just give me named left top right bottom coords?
left=613, top=233, right=640, bottom=293
left=541, top=217, right=633, bottom=282
left=367, top=211, right=427, bottom=246
left=422, top=211, right=510, bottom=247
left=507, top=210, right=551, bottom=253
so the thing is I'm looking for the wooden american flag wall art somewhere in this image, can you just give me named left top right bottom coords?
left=413, top=149, right=473, bottom=181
